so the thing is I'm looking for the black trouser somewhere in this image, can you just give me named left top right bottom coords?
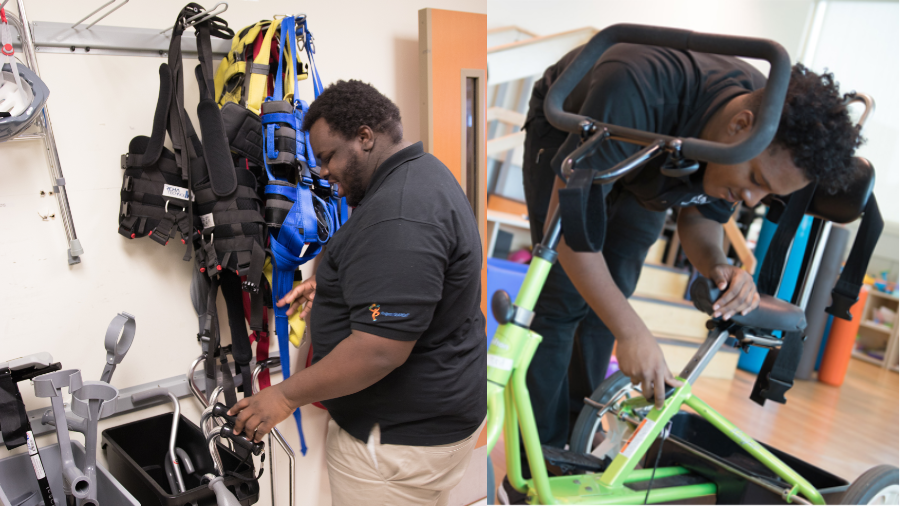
left=520, top=115, right=667, bottom=464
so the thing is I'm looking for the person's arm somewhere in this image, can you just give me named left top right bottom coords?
left=677, top=206, right=759, bottom=319
left=545, top=177, right=680, bottom=407
left=228, top=329, right=415, bottom=441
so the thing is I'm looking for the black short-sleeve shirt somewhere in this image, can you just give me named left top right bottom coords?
left=528, top=43, right=767, bottom=223
left=310, top=142, right=486, bottom=446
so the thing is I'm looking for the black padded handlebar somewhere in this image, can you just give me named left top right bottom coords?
left=212, top=403, right=266, bottom=456
left=544, top=23, right=792, bottom=165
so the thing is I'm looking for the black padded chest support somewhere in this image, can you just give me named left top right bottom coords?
left=691, top=277, right=806, bottom=334
left=691, top=276, right=805, bottom=406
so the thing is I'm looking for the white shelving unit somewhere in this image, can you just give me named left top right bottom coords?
left=486, top=208, right=531, bottom=259
left=851, top=289, right=899, bottom=370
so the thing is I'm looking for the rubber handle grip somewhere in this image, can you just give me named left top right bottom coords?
left=212, top=402, right=234, bottom=423
left=220, top=424, right=265, bottom=456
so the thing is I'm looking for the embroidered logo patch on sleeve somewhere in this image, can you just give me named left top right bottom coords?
left=368, top=304, right=410, bottom=322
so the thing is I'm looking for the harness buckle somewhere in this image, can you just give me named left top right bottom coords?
left=165, top=200, right=185, bottom=214
left=120, top=201, right=130, bottom=217
left=122, top=176, right=133, bottom=192
left=120, top=153, right=129, bottom=169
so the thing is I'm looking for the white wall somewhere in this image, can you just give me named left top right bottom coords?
left=489, top=0, right=816, bottom=64
left=0, top=1, right=485, bottom=505
left=805, top=0, right=900, bottom=277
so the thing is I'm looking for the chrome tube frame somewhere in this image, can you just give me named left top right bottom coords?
left=10, top=2, right=83, bottom=263
left=251, top=359, right=294, bottom=506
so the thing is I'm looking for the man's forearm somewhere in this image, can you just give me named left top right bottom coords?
left=543, top=176, right=648, bottom=343
left=276, top=331, right=409, bottom=408
left=557, top=239, right=648, bottom=343
left=677, top=207, right=729, bottom=278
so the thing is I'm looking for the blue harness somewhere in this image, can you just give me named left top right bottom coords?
left=261, top=16, right=347, bottom=455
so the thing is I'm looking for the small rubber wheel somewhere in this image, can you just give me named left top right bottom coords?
left=569, top=371, right=635, bottom=455
left=842, top=465, right=899, bottom=504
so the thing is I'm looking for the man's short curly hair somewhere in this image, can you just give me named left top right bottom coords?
left=748, top=64, right=863, bottom=194
left=303, top=79, right=403, bottom=143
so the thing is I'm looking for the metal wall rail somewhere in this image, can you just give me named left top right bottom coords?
left=7, top=1, right=82, bottom=264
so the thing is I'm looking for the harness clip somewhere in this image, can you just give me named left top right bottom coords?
left=120, top=201, right=130, bottom=217
left=120, top=153, right=129, bottom=169
left=122, top=176, right=133, bottom=192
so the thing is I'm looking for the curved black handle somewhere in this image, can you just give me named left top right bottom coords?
left=212, top=403, right=265, bottom=456
left=220, top=424, right=265, bottom=456
left=544, top=23, right=791, bottom=165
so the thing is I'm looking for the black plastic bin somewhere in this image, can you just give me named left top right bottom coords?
left=101, top=412, right=260, bottom=506
left=644, top=412, right=849, bottom=504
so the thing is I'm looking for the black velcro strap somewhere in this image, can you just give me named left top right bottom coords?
left=249, top=291, right=265, bottom=332
left=127, top=65, right=172, bottom=168
left=194, top=186, right=261, bottom=206
left=196, top=64, right=239, bottom=198
left=827, top=197, right=884, bottom=320
left=221, top=102, right=263, bottom=166
left=558, top=168, right=606, bottom=252
left=0, top=368, right=29, bottom=450
left=205, top=210, right=266, bottom=229
left=221, top=271, right=253, bottom=396
left=749, top=330, right=804, bottom=406
left=757, top=182, right=818, bottom=296
left=248, top=62, right=269, bottom=75
left=261, top=100, right=294, bottom=115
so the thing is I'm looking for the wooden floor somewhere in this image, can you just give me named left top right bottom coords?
left=490, top=358, right=899, bottom=500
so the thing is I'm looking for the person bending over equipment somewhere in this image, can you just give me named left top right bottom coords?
left=519, top=42, right=861, bottom=470
left=228, top=80, right=486, bottom=506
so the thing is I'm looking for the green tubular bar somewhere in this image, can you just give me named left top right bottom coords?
left=514, top=257, right=554, bottom=310
left=684, top=394, right=826, bottom=505
left=550, top=482, right=717, bottom=505
left=511, top=331, right=558, bottom=504
left=505, top=376, right=527, bottom=493
left=525, top=472, right=713, bottom=505
left=486, top=257, right=553, bottom=453
left=486, top=382, right=504, bottom=454
left=598, top=380, right=692, bottom=489
left=624, top=466, right=691, bottom=483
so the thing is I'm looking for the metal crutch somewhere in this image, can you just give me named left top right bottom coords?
left=32, top=370, right=91, bottom=504
left=70, top=381, right=118, bottom=506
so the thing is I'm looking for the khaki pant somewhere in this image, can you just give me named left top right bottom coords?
left=326, top=418, right=483, bottom=506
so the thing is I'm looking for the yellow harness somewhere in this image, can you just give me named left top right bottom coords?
left=213, top=19, right=309, bottom=115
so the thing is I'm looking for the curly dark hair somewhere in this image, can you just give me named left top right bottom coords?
left=303, top=79, right=403, bottom=143
left=747, top=64, right=863, bottom=193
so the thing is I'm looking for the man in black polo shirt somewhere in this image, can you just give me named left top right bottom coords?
left=509, top=42, right=861, bottom=489
left=228, top=80, right=486, bottom=506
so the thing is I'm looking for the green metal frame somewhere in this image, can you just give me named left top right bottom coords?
left=486, top=256, right=826, bottom=505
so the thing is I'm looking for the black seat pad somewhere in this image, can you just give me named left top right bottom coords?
left=690, top=277, right=806, bottom=333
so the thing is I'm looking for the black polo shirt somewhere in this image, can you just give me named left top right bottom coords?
left=310, top=142, right=486, bottom=446
left=528, top=43, right=767, bottom=223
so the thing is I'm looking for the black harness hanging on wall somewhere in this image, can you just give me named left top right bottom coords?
left=118, top=4, right=265, bottom=406
left=751, top=156, right=883, bottom=406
